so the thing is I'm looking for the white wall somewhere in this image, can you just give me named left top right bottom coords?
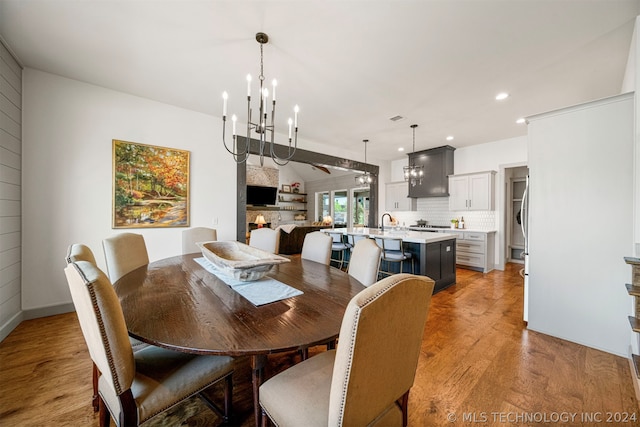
left=453, top=136, right=527, bottom=175
left=22, top=69, right=238, bottom=311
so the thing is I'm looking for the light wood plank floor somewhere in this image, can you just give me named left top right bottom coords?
left=1, top=263, right=639, bottom=426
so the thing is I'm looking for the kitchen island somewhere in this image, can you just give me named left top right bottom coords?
left=325, top=228, right=457, bottom=293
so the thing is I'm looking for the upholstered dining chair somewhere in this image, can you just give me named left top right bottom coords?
left=374, top=236, right=414, bottom=277
left=347, top=238, right=382, bottom=287
left=102, top=233, right=149, bottom=283
left=259, top=273, right=435, bottom=427
left=300, top=231, right=332, bottom=265
left=249, top=227, right=280, bottom=254
left=64, top=260, right=234, bottom=426
left=66, top=243, right=149, bottom=412
left=66, top=242, right=98, bottom=265
left=182, top=226, right=217, bottom=254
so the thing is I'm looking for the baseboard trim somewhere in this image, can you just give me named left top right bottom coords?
left=23, top=303, right=75, bottom=320
left=0, top=311, right=24, bottom=342
left=628, top=347, right=640, bottom=408
left=0, top=303, right=76, bottom=343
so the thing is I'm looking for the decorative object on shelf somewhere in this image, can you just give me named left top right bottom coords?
left=355, top=139, right=374, bottom=185
left=112, top=140, right=190, bottom=229
left=281, top=184, right=291, bottom=193
left=221, top=32, right=299, bottom=166
left=403, top=124, right=424, bottom=187
left=291, top=182, right=301, bottom=193
left=255, top=214, right=267, bottom=228
left=322, top=215, right=333, bottom=226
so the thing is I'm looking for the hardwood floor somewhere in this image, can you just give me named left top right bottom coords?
left=1, top=263, right=638, bottom=426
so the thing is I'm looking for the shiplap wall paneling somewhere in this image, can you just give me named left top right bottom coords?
left=0, top=41, right=22, bottom=341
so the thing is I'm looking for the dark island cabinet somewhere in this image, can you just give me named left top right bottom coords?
left=406, top=238, right=457, bottom=293
left=407, top=145, right=455, bottom=198
left=423, top=240, right=456, bottom=293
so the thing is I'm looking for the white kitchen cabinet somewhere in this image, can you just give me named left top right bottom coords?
left=442, top=229, right=496, bottom=273
left=448, top=171, right=496, bottom=211
left=385, top=181, right=416, bottom=211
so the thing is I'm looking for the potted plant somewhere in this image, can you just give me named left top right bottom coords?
left=450, top=218, right=458, bottom=229
left=291, top=182, right=301, bottom=193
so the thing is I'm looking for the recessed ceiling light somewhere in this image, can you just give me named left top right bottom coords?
left=446, top=136, right=454, bottom=141
left=398, top=147, right=405, bottom=152
left=495, top=92, right=509, bottom=101
left=516, top=117, right=525, bottom=124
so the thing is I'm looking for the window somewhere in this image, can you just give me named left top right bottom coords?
left=316, top=191, right=330, bottom=222
left=352, top=188, right=370, bottom=227
left=332, top=190, right=348, bottom=227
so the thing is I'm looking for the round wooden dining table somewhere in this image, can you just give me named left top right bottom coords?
left=114, top=253, right=365, bottom=426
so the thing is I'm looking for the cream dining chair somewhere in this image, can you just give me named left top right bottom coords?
left=259, top=273, right=435, bottom=427
left=182, top=226, right=217, bottom=254
left=347, top=238, right=381, bottom=287
left=102, top=232, right=149, bottom=283
left=64, top=260, right=234, bottom=426
left=249, top=227, right=280, bottom=254
left=65, top=243, right=104, bottom=411
left=300, top=231, right=332, bottom=265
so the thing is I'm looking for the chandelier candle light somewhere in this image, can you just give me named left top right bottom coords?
left=403, top=124, right=424, bottom=187
left=355, top=139, right=374, bottom=185
left=222, top=32, right=299, bottom=166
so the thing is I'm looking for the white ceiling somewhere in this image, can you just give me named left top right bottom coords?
left=1, top=0, right=639, bottom=162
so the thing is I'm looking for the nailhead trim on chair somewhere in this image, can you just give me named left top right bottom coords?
left=75, top=263, right=128, bottom=397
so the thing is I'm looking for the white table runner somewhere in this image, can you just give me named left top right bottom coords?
left=194, top=257, right=303, bottom=306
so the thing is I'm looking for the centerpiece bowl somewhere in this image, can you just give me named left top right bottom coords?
left=198, top=241, right=290, bottom=281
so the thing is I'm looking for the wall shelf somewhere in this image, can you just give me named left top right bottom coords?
left=247, top=206, right=307, bottom=212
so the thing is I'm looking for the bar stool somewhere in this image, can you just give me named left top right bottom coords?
left=328, top=231, right=351, bottom=270
left=374, top=236, right=414, bottom=277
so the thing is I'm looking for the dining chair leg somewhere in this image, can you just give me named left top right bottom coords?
left=98, top=397, right=111, bottom=427
left=400, top=390, right=410, bottom=427
left=224, top=374, right=233, bottom=423
left=92, top=362, right=100, bottom=412
left=300, top=347, right=309, bottom=360
left=261, top=408, right=270, bottom=427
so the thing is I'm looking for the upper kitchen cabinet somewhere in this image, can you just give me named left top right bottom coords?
left=449, top=171, right=496, bottom=211
left=407, top=146, right=455, bottom=198
left=385, top=181, right=416, bottom=211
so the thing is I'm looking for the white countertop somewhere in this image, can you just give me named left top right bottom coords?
left=407, top=226, right=497, bottom=234
left=325, top=227, right=459, bottom=244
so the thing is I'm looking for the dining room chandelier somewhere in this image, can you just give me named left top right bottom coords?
left=355, top=139, right=374, bottom=185
left=403, top=124, right=424, bottom=187
left=222, top=32, right=299, bottom=166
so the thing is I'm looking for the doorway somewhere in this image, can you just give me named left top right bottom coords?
left=505, top=166, right=529, bottom=264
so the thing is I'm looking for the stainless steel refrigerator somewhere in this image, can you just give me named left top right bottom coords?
left=520, top=175, right=529, bottom=322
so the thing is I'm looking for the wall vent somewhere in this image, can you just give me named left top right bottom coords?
left=389, top=115, right=404, bottom=122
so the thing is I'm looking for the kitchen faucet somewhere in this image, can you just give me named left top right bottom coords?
left=381, top=212, right=392, bottom=232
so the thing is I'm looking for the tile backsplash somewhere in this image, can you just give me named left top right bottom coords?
left=388, top=197, right=496, bottom=230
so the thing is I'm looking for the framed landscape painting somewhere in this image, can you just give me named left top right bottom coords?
left=112, top=140, right=190, bottom=228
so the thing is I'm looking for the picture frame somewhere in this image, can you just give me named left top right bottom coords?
left=112, top=139, right=190, bottom=228
left=281, top=184, right=291, bottom=193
